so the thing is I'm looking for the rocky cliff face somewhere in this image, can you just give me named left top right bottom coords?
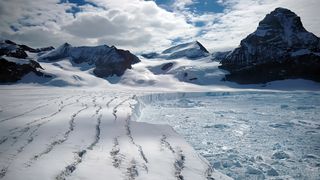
left=220, top=7, right=320, bottom=84
left=0, top=58, right=48, bottom=83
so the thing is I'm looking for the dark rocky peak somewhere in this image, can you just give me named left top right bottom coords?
left=258, top=8, right=305, bottom=31
left=222, top=7, right=320, bottom=67
left=220, top=7, right=320, bottom=84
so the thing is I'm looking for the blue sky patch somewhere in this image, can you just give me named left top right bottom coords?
left=59, top=0, right=98, bottom=16
left=187, top=0, right=224, bottom=14
left=153, top=0, right=224, bottom=13
left=59, top=0, right=97, bottom=6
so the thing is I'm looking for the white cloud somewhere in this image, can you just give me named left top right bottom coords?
left=64, top=13, right=128, bottom=38
left=196, top=0, right=320, bottom=52
left=172, top=0, right=195, bottom=10
left=0, top=0, right=319, bottom=53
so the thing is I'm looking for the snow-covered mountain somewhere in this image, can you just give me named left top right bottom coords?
left=0, top=40, right=53, bottom=59
left=142, top=41, right=210, bottom=60
left=0, top=40, right=54, bottom=83
left=39, top=43, right=140, bottom=77
left=220, top=8, right=320, bottom=84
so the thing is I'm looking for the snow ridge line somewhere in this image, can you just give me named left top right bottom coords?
left=113, top=96, right=134, bottom=121
left=28, top=104, right=89, bottom=164
left=56, top=107, right=103, bottom=179
left=0, top=103, right=49, bottom=123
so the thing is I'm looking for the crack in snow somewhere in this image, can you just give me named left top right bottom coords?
left=0, top=126, right=38, bottom=179
left=88, top=114, right=102, bottom=150
left=0, top=95, right=64, bottom=124
left=28, top=104, right=89, bottom=165
left=0, top=103, right=49, bottom=123
left=174, top=148, right=185, bottom=180
left=55, top=150, right=87, bottom=180
left=110, top=137, right=124, bottom=168
left=126, top=159, right=139, bottom=180
left=113, top=96, right=135, bottom=121
left=160, top=135, right=175, bottom=153
left=55, top=102, right=103, bottom=179
left=124, top=115, right=148, bottom=165
left=107, top=97, right=118, bottom=108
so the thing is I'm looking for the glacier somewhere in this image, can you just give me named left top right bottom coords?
left=138, top=92, right=320, bottom=179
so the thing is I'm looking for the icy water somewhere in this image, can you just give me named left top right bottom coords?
left=139, top=92, right=320, bottom=179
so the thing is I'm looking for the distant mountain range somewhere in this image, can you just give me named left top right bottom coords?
left=0, top=41, right=139, bottom=83
left=38, top=43, right=140, bottom=78
left=0, top=7, right=319, bottom=85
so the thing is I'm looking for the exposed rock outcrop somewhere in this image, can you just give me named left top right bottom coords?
left=0, top=58, right=48, bottom=83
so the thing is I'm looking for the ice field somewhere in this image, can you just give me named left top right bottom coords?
left=139, top=92, right=320, bottom=179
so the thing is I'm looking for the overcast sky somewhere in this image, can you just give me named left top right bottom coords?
left=0, top=0, right=319, bottom=52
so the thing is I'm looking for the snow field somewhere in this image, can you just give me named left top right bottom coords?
left=0, top=88, right=230, bottom=180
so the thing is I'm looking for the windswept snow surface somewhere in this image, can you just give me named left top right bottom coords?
left=138, top=92, right=320, bottom=179
left=0, top=87, right=229, bottom=180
